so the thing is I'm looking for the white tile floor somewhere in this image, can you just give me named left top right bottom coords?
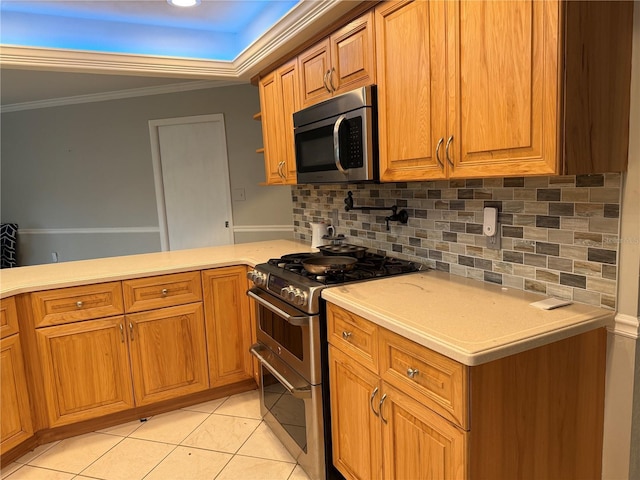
left=1, top=390, right=311, bottom=480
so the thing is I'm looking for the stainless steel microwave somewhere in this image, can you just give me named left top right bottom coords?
left=293, top=85, right=378, bottom=184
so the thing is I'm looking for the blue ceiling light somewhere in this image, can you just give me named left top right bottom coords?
left=0, top=1, right=299, bottom=61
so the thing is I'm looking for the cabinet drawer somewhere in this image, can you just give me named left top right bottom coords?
left=31, top=282, right=124, bottom=327
left=123, top=272, right=202, bottom=313
left=379, top=329, right=468, bottom=429
left=1, top=296, right=19, bottom=338
left=327, top=303, right=378, bottom=373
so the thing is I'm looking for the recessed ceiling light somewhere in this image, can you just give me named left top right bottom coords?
left=167, top=0, right=201, bottom=7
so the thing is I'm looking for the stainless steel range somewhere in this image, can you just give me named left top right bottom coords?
left=247, top=251, right=422, bottom=480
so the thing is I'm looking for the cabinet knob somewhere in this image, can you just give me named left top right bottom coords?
left=342, top=331, right=352, bottom=340
left=406, top=368, right=419, bottom=379
left=76, top=301, right=84, bottom=308
left=161, top=288, right=168, bottom=297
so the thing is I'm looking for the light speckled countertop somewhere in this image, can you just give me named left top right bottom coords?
left=1, top=242, right=614, bottom=366
left=0, top=240, right=314, bottom=297
left=321, top=270, right=614, bottom=366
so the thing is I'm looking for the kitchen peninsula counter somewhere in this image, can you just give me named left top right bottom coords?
left=322, top=270, right=614, bottom=366
left=0, top=240, right=315, bottom=297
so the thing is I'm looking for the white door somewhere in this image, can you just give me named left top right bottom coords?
left=149, top=114, right=233, bottom=251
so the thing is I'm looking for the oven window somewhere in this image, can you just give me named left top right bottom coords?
left=263, top=370, right=307, bottom=453
left=258, top=305, right=304, bottom=361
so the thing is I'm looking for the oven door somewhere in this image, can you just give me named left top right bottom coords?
left=247, top=287, right=321, bottom=385
left=250, top=344, right=325, bottom=480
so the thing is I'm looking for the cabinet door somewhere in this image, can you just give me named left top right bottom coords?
left=382, top=383, right=467, bottom=480
left=127, top=303, right=208, bottom=406
left=202, top=266, right=253, bottom=388
left=330, top=11, right=376, bottom=95
left=259, top=59, right=299, bottom=185
left=329, top=345, right=382, bottom=480
left=36, top=317, right=134, bottom=427
left=298, top=38, right=332, bottom=108
left=278, top=60, right=300, bottom=184
left=1, top=334, right=33, bottom=454
left=259, top=70, right=286, bottom=184
left=448, top=0, right=559, bottom=177
left=375, top=0, right=448, bottom=181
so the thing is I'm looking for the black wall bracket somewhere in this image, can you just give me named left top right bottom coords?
left=344, top=191, right=409, bottom=231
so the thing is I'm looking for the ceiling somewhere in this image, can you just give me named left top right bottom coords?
left=0, top=0, right=358, bottom=109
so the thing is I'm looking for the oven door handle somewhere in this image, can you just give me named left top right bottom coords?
left=250, top=344, right=312, bottom=399
left=247, top=288, right=311, bottom=327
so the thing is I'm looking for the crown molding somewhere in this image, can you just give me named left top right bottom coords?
left=0, top=45, right=237, bottom=78
left=0, top=1, right=361, bottom=81
left=1, top=79, right=240, bottom=113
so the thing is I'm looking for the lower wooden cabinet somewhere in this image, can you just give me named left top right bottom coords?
left=1, top=334, right=34, bottom=455
left=127, top=303, right=209, bottom=406
left=381, top=383, right=466, bottom=480
left=329, top=345, right=466, bottom=480
left=36, top=317, right=135, bottom=427
left=329, top=345, right=383, bottom=480
left=202, top=266, right=253, bottom=388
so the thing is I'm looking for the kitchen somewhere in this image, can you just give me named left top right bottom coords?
left=1, top=1, right=639, bottom=479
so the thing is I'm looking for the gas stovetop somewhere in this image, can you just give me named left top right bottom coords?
left=247, top=251, right=424, bottom=315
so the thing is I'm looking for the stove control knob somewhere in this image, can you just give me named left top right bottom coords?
left=294, top=290, right=308, bottom=307
left=286, top=287, right=297, bottom=302
left=253, top=271, right=266, bottom=286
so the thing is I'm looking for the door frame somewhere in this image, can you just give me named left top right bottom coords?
left=148, top=113, right=234, bottom=251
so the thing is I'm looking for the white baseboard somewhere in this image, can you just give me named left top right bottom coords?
left=233, top=225, right=294, bottom=233
left=19, top=227, right=160, bottom=235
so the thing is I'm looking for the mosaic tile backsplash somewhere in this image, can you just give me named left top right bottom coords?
left=292, top=174, right=622, bottom=310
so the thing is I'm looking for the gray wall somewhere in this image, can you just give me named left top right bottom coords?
left=0, top=84, right=293, bottom=265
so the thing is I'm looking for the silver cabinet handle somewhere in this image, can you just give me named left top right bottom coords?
left=328, top=67, right=336, bottom=92
left=445, top=135, right=454, bottom=169
left=76, top=301, right=84, bottom=308
left=370, top=387, right=380, bottom=417
left=119, top=323, right=124, bottom=343
left=379, top=393, right=388, bottom=424
left=407, top=368, right=419, bottom=379
left=278, top=161, right=286, bottom=180
left=323, top=70, right=332, bottom=93
left=333, top=114, right=348, bottom=175
left=161, top=288, right=168, bottom=297
left=129, top=322, right=135, bottom=341
left=435, top=137, right=444, bottom=169
left=342, top=331, right=352, bottom=340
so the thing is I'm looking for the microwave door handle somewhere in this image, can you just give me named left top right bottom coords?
left=333, top=114, right=348, bottom=175
left=247, top=288, right=311, bottom=327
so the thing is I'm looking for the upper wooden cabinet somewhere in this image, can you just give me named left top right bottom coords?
left=376, top=0, right=633, bottom=181
left=259, top=58, right=299, bottom=185
left=298, top=11, right=376, bottom=108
